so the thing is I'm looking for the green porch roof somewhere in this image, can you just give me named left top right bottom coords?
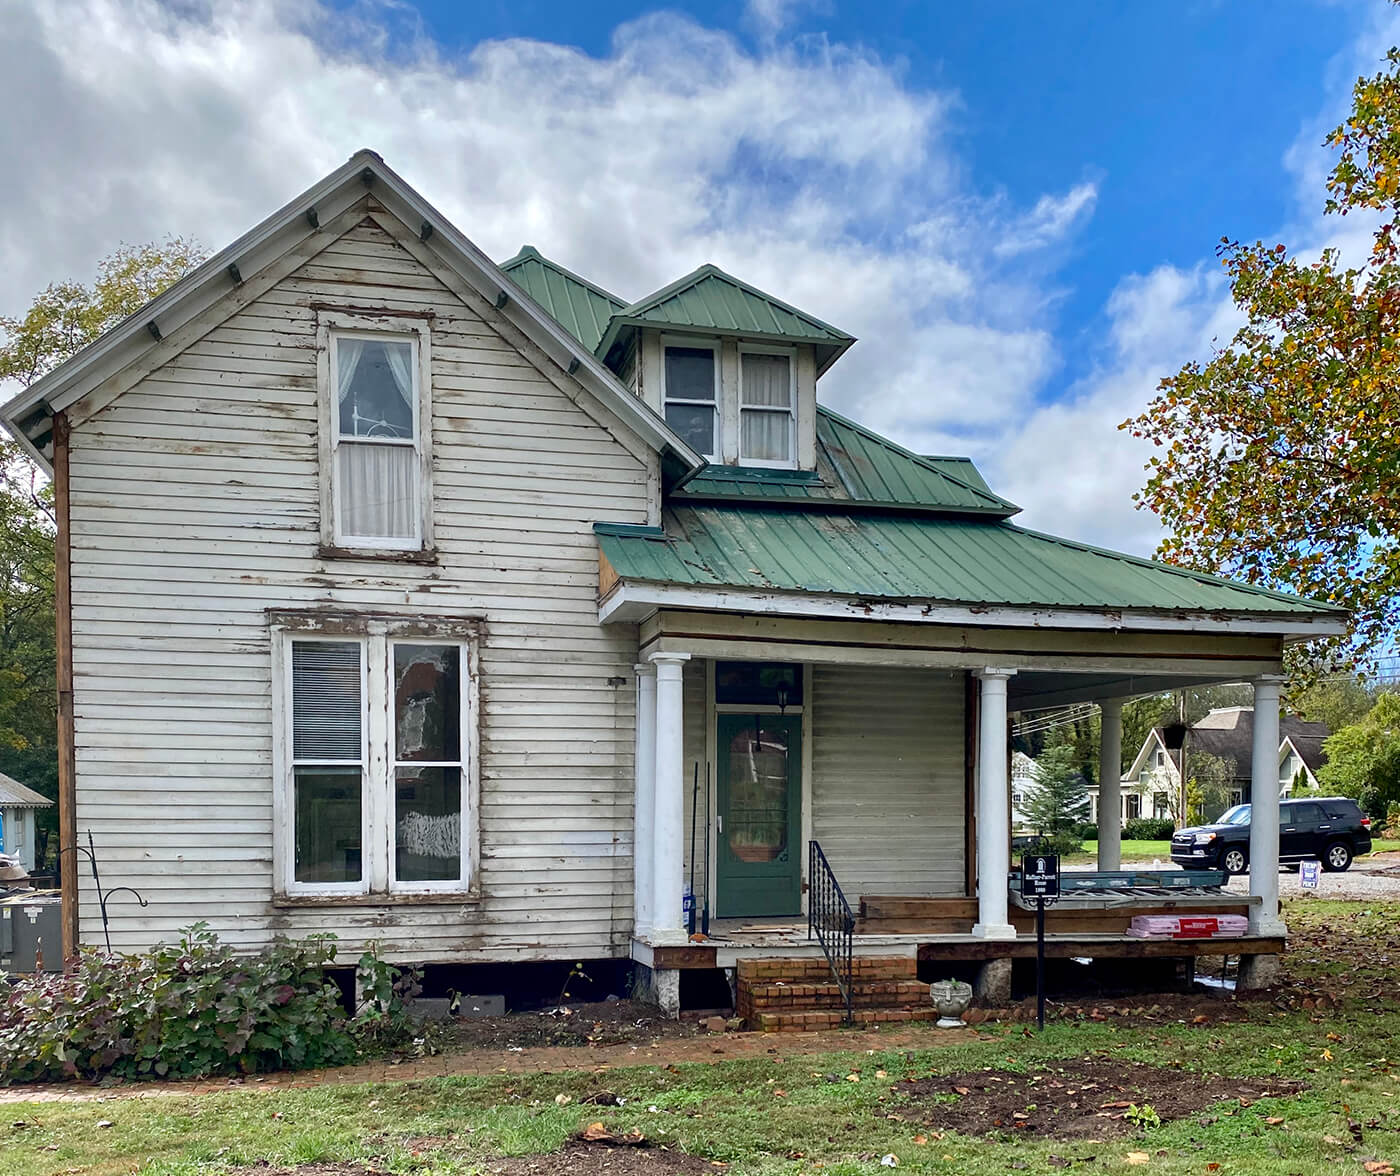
left=595, top=264, right=854, bottom=373
left=596, top=504, right=1340, bottom=618
left=500, top=245, right=627, bottom=353
left=673, top=407, right=1018, bottom=516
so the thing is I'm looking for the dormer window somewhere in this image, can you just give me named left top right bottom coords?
left=661, top=336, right=799, bottom=467
left=739, top=347, right=795, bottom=468
left=663, top=342, right=719, bottom=458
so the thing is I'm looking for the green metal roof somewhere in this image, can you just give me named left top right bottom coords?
left=595, top=264, right=854, bottom=373
left=499, top=245, right=627, bottom=353
left=673, top=407, right=1017, bottom=517
left=596, top=504, right=1340, bottom=617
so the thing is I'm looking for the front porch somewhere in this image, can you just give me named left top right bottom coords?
left=623, top=611, right=1306, bottom=1016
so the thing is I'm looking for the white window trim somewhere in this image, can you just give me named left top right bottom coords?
left=661, top=334, right=720, bottom=461
left=270, top=611, right=481, bottom=901
left=387, top=636, right=473, bottom=895
left=737, top=343, right=798, bottom=469
left=315, top=311, right=434, bottom=554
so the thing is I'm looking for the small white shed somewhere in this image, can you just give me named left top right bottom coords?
left=0, top=772, right=52, bottom=873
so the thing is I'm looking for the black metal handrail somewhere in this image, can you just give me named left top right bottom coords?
left=808, top=840, right=854, bottom=1024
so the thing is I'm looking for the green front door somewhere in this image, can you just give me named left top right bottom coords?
left=716, top=713, right=802, bottom=918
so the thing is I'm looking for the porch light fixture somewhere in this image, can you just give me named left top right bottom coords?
left=776, top=682, right=790, bottom=713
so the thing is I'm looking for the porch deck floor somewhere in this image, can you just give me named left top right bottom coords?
left=654, top=920, right=1284, bottom=969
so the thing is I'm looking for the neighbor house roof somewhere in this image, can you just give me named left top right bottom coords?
left=0, top=772, right=51, bottom=809
left=0, top=151, right=704, bottom=484
left=596, top=505, right=1345, bottom=625
left=1184, top=709, right=1331, bottom=779
left=594, top=263, right=854, bottom=374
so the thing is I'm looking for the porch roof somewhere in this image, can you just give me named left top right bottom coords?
left=596, top=503, right=1343, bottom=622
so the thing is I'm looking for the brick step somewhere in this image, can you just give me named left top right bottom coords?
left=741, top=979, right=929, bottom=1013
left=754, top=1006, right=940, bottom=1032
left=736, top=956, right=917, bottom=984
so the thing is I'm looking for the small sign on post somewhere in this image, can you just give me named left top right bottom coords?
left=1021, top=854, right=1061, bottom=901
left=1300, top=859, right=1320, bottom=889
left=1020, top=853, right=1060, bottom=1031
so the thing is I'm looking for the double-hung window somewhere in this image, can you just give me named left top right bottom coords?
left=273, top=614, right=478, bottom=899
left=738, top=347, right=795, bottom=467
left=317, top=312, right=432, bottom=554
left=662, top=341, right=718, bottom=459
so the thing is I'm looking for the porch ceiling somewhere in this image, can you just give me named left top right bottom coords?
left=1009, top=669, right=1252, bottom=710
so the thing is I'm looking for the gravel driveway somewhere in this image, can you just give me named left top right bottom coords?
left=1066, top=852, right=1400, bottom=900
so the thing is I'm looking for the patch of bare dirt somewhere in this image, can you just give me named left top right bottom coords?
left=243, top=1136, right=720, bottom=1176
left=897, top=1057, right=1304, bottom=1140
left=427, top=1000, right=702, bottom=1051
left=489, top=1136, right=721, bottom=1175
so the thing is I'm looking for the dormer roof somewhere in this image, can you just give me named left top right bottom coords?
left=594, top=263, right=854, bottom=375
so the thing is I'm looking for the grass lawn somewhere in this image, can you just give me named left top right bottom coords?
left=1364, top=837, right=1400, bottom=856
left=1063, top=840, right=1174, bottom=866
left=3, top=899, right=1399, bottom=1176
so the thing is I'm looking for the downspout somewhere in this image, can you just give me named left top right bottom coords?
left=53, top=412, right=79, bottom=960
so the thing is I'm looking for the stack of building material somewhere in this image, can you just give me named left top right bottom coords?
left=1127, top=914, right=1248, bottom=939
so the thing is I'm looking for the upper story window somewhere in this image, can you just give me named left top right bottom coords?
left=316, top=312, right=433, bottom=555
left=663, top=343, right=718, bottom=458
left=739, top=348, right=795, bottom=467
left=660, top=337, right=798, bottom=467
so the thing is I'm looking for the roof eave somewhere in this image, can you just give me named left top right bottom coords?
left=667, top=489, right=1019, bottom=519
left=597, top=577, right=1351, bottom=638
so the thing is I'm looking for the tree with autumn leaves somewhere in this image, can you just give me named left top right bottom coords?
left=1125, top=43, right=1400, bottom=676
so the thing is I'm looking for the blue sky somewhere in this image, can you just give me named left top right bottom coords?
left=382, top=0, right=1370, bottom=399
left=3, top=0, right=1392, bottom=550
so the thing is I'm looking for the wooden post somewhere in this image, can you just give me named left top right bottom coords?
left=52, top=412, right=79, bottom=961
left=1097, top=699, right=1123, bottom=870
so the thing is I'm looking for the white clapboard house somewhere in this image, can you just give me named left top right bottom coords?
left=0, top=152, right=1346, bottom=1014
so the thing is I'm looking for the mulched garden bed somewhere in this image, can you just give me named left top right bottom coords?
left=896, top=1057, right=1304, bottom=1140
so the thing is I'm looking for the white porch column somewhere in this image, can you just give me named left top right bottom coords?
left=1249, top=674, right=1287, bottom=936
left=1097, top=698, right=1124, bottom=871
left=972, top=668, right=1017, bottom=940
left=633, top=662, right=657, bottom=938
left=649, top=651, right=690, bottom=944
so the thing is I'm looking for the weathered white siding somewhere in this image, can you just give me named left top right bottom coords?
left=811, top=666, right=966, bottom=898
left=68, top=206, right=653, bottom=963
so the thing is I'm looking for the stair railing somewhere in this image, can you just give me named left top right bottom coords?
left=807, top=840, right=854, bottom=1024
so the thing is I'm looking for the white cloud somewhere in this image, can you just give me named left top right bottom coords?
left=3, top=0, right=1389, bottom=560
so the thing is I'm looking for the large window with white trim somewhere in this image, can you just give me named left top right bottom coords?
left=273, top=615, right=478, bottom=899
left=317, top=312, right=432, bottom=554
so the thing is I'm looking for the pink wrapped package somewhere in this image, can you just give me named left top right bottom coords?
left=1126, top=914, right=1248, bottom=939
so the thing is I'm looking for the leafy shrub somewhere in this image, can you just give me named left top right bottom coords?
left=352, top=943, right=423, bottom=1047
left=1017, top=831, right=1083, bottom=857
left=1072, top=822, right=1100, bottom=841
left=0, top=923, right=355, bottom=1084
left=1123, top=817, right=1176, bottom=841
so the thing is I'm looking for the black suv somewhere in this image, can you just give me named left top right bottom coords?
left=1170, top=796, right=1372, bottom=875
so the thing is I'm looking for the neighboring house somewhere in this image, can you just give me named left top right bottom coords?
left=1011, top=751, right=1035, bottom=830
left=0, top=772, right=53, bottom=873
left=1087, top=707, right=1330, bottom=824
left=0, top=151, right=1347, bottom=1008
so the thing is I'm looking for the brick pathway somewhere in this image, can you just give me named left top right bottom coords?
left=0, top=1022, right=979, bottom=1106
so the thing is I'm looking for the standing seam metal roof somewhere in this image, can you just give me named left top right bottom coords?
left=596, top=504, right=1341, bottom=616
left=499, top=245, right=627, bottom=354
